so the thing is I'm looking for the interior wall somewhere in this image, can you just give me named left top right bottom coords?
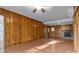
left=49, top=25, right=73, bottom=39
left=73, top=7, right=79, bottom=52
left=0, top=8, right=45, bottom=48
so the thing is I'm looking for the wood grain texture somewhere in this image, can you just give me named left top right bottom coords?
left=73, top=7, right=79, bottom=52
left=49, top=25, right=73, bottom=39
left=0, top=8, right=45, bottom=48
left=5, top=38, right=75, bottom=53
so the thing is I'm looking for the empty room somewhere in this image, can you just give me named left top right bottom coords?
left=0, top=6, right=79, bottom=53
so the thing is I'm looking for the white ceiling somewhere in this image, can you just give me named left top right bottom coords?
left=0, top=6, right=74, bottom=26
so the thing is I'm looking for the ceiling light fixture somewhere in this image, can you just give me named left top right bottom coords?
left=33, top=6, right=46, bottom=13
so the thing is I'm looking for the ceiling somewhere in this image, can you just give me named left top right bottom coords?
left=0, top=6, right=74, bottom=26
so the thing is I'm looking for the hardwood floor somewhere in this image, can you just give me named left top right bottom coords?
left=5, top=38, right=75, bottom=53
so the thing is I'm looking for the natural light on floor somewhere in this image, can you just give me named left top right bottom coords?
left=33, top=40, right=60, bottom=50
left=47, top=40, right=60, bottom=44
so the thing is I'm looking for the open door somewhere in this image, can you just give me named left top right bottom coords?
left=0, top=15, right=4, bottom=53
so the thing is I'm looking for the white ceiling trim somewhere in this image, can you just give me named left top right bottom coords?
left=44, top=18, right=73, bottom=26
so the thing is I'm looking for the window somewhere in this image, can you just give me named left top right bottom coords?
left=48, top=28, right=50, bottom=32
left=0, top=24, right=3, bottom=32
left=51, top=27, right=55, bottom=31
left=0, top=15, right=4, bottom=32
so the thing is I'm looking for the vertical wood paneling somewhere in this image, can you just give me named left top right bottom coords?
left=49, top=25, right=73, bottom=39
left=74, top=7, right=79, bottom=52
left=0, top=8, right=45, bottom=48
left=4, top=11, right=11, bottom=48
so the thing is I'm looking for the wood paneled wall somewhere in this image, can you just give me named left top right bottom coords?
left=49, top=25, right=73, bottom=38
left=0, top=8, right=45, bottom=48
left=73, top=7, right=79, bottom=52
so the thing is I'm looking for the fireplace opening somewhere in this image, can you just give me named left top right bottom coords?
left=60, top=30, right=73, bottom=39
left=64, top=30, right=72, bottom=37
